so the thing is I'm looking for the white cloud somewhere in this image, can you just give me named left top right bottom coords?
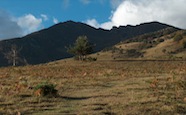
left=100, top=21, right=113, bottom=30
left=111, top=0, right=186, bottom=29
left=41, top=14, right=48, bottom=21
left=86, top=0, right=186, bottom=30
left=85, top=19, right=113, bottom=30
left=17, top=14, right=42, bottom=35
left=85, top=19, right=100, bottom=28
left=53, top=17, right=59, bottom=24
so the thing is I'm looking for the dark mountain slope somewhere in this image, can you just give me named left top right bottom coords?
left=0, top=21, right=179, bottom=66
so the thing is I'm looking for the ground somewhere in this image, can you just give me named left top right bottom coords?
left=0, top=59, right=186, bottom=114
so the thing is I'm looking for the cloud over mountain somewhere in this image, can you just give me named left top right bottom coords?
left=1, top=0, right=185, bottom=40
left=111, top=0, right=186, bottom=29
left=0, top=10, right=45, bottom=40
left=17, top=14, right=43, bottom=35
left=86, top=0, right=186, bottom=29
left=85, top=19, right=113, bottom=30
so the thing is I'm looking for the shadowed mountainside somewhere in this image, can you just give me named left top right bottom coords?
left=0, top=21, right=179, bottom=66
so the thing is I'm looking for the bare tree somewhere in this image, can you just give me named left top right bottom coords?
left=4, top=44, right=22, bottom=66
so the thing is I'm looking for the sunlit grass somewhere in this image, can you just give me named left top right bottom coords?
left=0, top=60, right=185, bottom=114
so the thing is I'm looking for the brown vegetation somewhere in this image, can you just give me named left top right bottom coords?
left=34, top=88, right=42, bottom=97
left=0, top=59, right=185, bottom=114
left=95, top=30, right=186, bottom=60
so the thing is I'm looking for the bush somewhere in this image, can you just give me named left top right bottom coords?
left=86, top=57, right=97, bottom=61
left=157, top=38, right=164, bottom=43
left=34, top=82, right=58, bottom=97
left=173, top=34, right=183, bottom=42
left=162, top=49, right=166, bottom=53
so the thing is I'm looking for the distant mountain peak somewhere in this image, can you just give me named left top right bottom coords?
left=0, top=20, right=180, bottom=66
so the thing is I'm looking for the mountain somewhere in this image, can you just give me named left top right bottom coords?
left=0, top=21, right=180, bottom=66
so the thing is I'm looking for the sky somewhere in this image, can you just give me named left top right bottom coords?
left=0, top=0, right=186, bottom=40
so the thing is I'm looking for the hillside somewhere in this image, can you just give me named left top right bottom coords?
left=0, top=21, right=179, bottom=66
left=0, top=59, right=185, bottom=114
left=95, top=29, right=186, bottom=60
left=0, top=23, right=185, bottom=114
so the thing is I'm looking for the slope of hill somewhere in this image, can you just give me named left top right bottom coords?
left=95, top=29, right=186, bottom=60
left=0, top=21, right=180, bottom=66
left=0, top=58, right=186, bottom=114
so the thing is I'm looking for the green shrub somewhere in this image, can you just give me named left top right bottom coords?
left=34, top=82, right=58, bottom=97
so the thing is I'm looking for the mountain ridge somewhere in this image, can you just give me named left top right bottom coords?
left=0, top=21, right=180, bottom=66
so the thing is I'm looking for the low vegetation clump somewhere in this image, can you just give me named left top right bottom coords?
left=173, top=34, right=183, bottom=42
left=157, top=38, right=165, bottom=43
left=34, top=82, right=58, bottom=97
left=85, top=57, right=97, bottom=61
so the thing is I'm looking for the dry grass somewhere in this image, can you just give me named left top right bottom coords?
left=144, top=39, right=176, bottom=58
left=93, top=31, right=186, bottom=61
left=0, top=59, right=186, bottom=114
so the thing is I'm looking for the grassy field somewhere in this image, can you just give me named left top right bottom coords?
left=0, top=59, right=186, bottom=114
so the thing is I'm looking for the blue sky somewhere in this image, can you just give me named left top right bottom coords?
left=0, top=0, right=112, bottom=26
left=0, top=0, right=186, bottom=40
left=0, top=0, right=112, bottom=30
